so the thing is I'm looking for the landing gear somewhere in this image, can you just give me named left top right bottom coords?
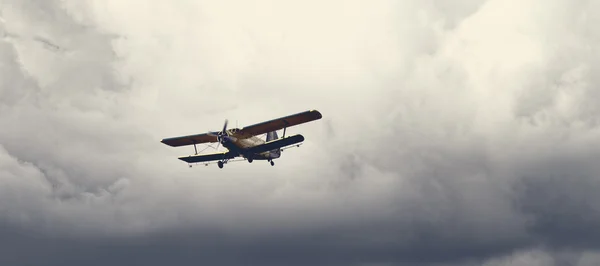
left=247, top=158, right=253, bottom=163
left=217, top=157, right=231, bottom=169
left=270, top=161, right=275, bottom=166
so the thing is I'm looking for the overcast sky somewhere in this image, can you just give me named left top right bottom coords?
left=1, top=0, right=600, bottom=265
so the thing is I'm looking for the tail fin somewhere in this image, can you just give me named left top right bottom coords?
left=266, top=131, right=281, bottom=158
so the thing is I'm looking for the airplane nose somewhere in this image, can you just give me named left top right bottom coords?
left=223, top=136, right=237, bottom=142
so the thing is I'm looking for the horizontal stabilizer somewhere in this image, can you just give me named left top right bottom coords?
left=247, top=134, right=304, bottom=154
left=178, top=151, right=236, bottom=163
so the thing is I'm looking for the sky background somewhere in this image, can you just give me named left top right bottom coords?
left=1, top=0, right=599, bottom=265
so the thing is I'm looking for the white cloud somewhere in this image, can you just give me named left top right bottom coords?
left=1, top=0, right=600, bottom=265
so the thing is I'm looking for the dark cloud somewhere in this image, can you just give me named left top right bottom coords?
left=1, top=0, right=600, bottom=265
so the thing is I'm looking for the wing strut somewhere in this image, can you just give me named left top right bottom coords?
left=193, top=143, right=198, bottom=155
left=282, top=120, right=289, bottom=138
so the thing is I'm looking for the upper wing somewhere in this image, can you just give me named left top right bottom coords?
left=178, top=151, right=236, bottom=163
left=161, top=109, right=321, bottom=146
left=161, top=132, right=218, bottom=147
left=238, top=110, right=322, bottom=137
left=247, top=134, right=304, bottom=154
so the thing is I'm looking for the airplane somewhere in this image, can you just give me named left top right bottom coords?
left=160, top=110, right=322, bottom=169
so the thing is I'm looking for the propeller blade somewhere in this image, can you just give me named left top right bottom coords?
left=222, top=119, right=229, bottom=134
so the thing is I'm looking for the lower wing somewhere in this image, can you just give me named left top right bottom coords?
left=178, top=151, right=237, bottom=163
left=247, top=134, right=304, bottom=154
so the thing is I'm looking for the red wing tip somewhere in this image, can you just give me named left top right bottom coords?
left=309, top=109, right=323, bottom=119
left=160, top=139, right=178, bottom=147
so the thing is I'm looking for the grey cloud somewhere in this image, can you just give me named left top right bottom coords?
left=2, top=0, right=600, bottom=265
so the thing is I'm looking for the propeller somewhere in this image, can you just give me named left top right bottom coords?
left=221, top=119, right=228, bottom=133
left=208, top=119, right=229, bottom=150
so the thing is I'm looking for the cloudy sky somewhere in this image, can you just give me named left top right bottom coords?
left=1, top=0, right=599, bottom=265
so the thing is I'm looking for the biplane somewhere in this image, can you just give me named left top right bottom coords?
left=160, top=110, right=322, bottom=169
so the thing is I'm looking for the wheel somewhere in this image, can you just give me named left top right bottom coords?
left=248, top=158, right=253, bottom=163
left=270, top=161, right=275, bottom=166
left=217, top=161, right=224, bottom=169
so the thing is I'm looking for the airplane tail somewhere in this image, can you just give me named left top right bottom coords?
left=266, top=131, right=281, bottom=158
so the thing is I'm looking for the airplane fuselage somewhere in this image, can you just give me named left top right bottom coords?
left=221, top=129, right=280, bottom=161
